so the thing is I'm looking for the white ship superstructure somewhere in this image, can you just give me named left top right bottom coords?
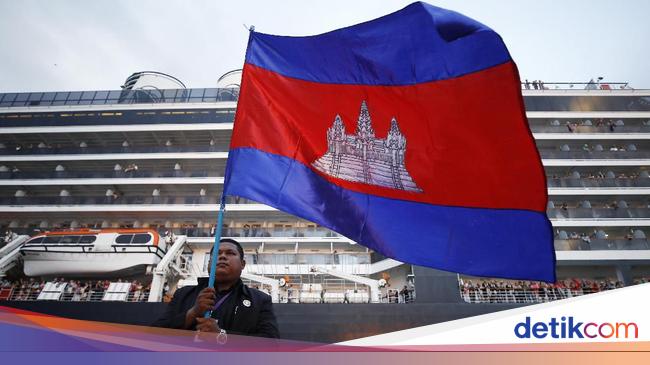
left=0, top=74, right=649, bottom=303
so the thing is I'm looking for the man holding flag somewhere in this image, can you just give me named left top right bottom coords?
left=152, top=239, right=280, bottom=339
left=155, top=1, right=555, bottom=338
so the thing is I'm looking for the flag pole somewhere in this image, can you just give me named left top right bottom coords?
left=204, top=195, right=226, bottom=318
left=203, top=24, right=251, bottom=319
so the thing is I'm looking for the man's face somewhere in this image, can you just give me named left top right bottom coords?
left=213, top=242, right=245, bottom=282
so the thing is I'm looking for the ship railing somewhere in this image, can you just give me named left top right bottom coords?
left=0, top=87, right=239, bottom=108
left=1, top=196, right=224, bottom=205
left=4, top=286, right=151, bottom=302
left=378, top=288, right=416, bottom=304
left=0, top=109, right=235, bottom=128
left=109, top=245, right=167, bottom=259
left=5, top=145, right=650, bottom=159
left=13, top=170, right=650, bottom=186
left=459, top=287, right=609, bottom=304
left=21, top=244, right=95, bottom=253
left=6, top=225, right=650, bottom=251
left=244, top=263, right=371, bottom=276
left=243, top=253, right=370, bottom=266
left=5, top=284, right=420, bottom=304
left=456, top=275, right=639, bottom=304
left=547, top=178, right=650, bottom=188
left=17, top=243, right=167, bottom=259
left=12, top=172, right=650, bottom=188
left=520, top=81, right=630, bottom=90
left=554, top=238, right=650, bottom=251
left=458, top=284, right=620, bottom=304
left=547, top=208, right=650, bottom=219
left=7, top=146, right=650, bottom=159
left=0, top=145, right=228, bottom=156
left=0, top=170, right=218, bottom=179
left=225, top=229, right=341, bottom=238
left=539, top=151, right=650, bottom=159
left=0, top=226, right=345, bottom=240
left=531, top=125, right=650, bottom=133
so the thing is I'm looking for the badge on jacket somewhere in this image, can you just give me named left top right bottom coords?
left=242, top=299, right=251, bottom=307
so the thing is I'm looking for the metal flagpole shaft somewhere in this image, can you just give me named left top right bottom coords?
left=204, top=195, right=226, bottom=318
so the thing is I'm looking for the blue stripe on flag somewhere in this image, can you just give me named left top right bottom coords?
left=245, top=2, right=511, bottom=86
left=224, top=147, right=556, bottom=282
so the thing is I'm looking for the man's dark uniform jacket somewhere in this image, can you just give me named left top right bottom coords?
left=152, top=277, right=280, bottom=338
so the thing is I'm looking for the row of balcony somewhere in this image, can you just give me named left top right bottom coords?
left=1, top=226, right=341, bottom=239
left=0, top=147, right=648, bottom=160
left=2, top=172, right=650, bottom=193
left=240, top=253, right=371, bottom=266
left=3, top=224, right=649, bottom=252
left=4, top=173, right=650, bottom=190
left=0, top=145, right=227, bottom=156
left=539, top=151, right=648, bottom=159
left=548, top=208, right=650, bottom=219
left=533, top=125, right=648, bottom=133
left=546, top=178, right=650, bottom=188
left=0, top=170, right=216, bottom=179
left=3, top=195, right=650, bottom=211
left=554, top=239, right=649, bottom=251
left=0, top=196, right=222, bottom=205
left=3, top=141, right=650, bottom=157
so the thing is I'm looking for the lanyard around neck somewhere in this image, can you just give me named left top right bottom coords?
left=211, top=291, right=233, bottom=313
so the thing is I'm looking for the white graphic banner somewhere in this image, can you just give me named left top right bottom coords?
left=341, top=283, right=650, bottom=346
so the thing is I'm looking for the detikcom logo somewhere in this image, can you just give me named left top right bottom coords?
left=514, top=316, right=639, bottom=339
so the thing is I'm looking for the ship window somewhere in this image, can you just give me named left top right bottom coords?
left=68, top=92, right=82, bottom=101
left=43, top=236, right=62, bottom=244
left=175, top=90, right=189, bottom=101
left=60, top=235, right=81, bottom=244
left=53, top=92, right=69, bottom=101
left=162, top=89, right=178, bottom=100
left=26, top=236, right=44, bottom=244
left=0, top=93, right=17, bottom=106
left=203, top=88, right=218, bottom=100
left=81, top=91, right=96, bottom=100
left=41, top=92, right=56, bottom=102
left=115, top=234, right=133, bottom=244
left=131, top=234, right=152, bottom=244
left=106, top=91, right=122, bottom=101
left=189, top=89, right=205, bottom=98
left=28, top=92, right=43, bottom=101
left=93, top=91, right=109, bottom=104
left=79, top=236, right=97, bottom=244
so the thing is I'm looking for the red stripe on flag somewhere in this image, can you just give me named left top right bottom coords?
left=231, top=62, right=547, bottom=212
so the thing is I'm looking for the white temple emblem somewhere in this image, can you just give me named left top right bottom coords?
left=312, top=101, right=422, bottom=193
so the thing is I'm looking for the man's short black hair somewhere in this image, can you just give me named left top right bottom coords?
left=210, top=238, right=244, bottom=261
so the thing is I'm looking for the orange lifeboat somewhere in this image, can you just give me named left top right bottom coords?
left=20, top=228, right=167, bottom=277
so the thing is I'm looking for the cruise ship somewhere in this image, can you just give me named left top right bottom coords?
left=0, top=72, right=649, bottom=342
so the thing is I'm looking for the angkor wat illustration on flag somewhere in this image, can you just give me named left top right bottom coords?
left=312, top=101, right=422, bottom=193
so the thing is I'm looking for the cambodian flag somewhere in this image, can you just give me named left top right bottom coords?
left=224, top=2, right=555, bottom=281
